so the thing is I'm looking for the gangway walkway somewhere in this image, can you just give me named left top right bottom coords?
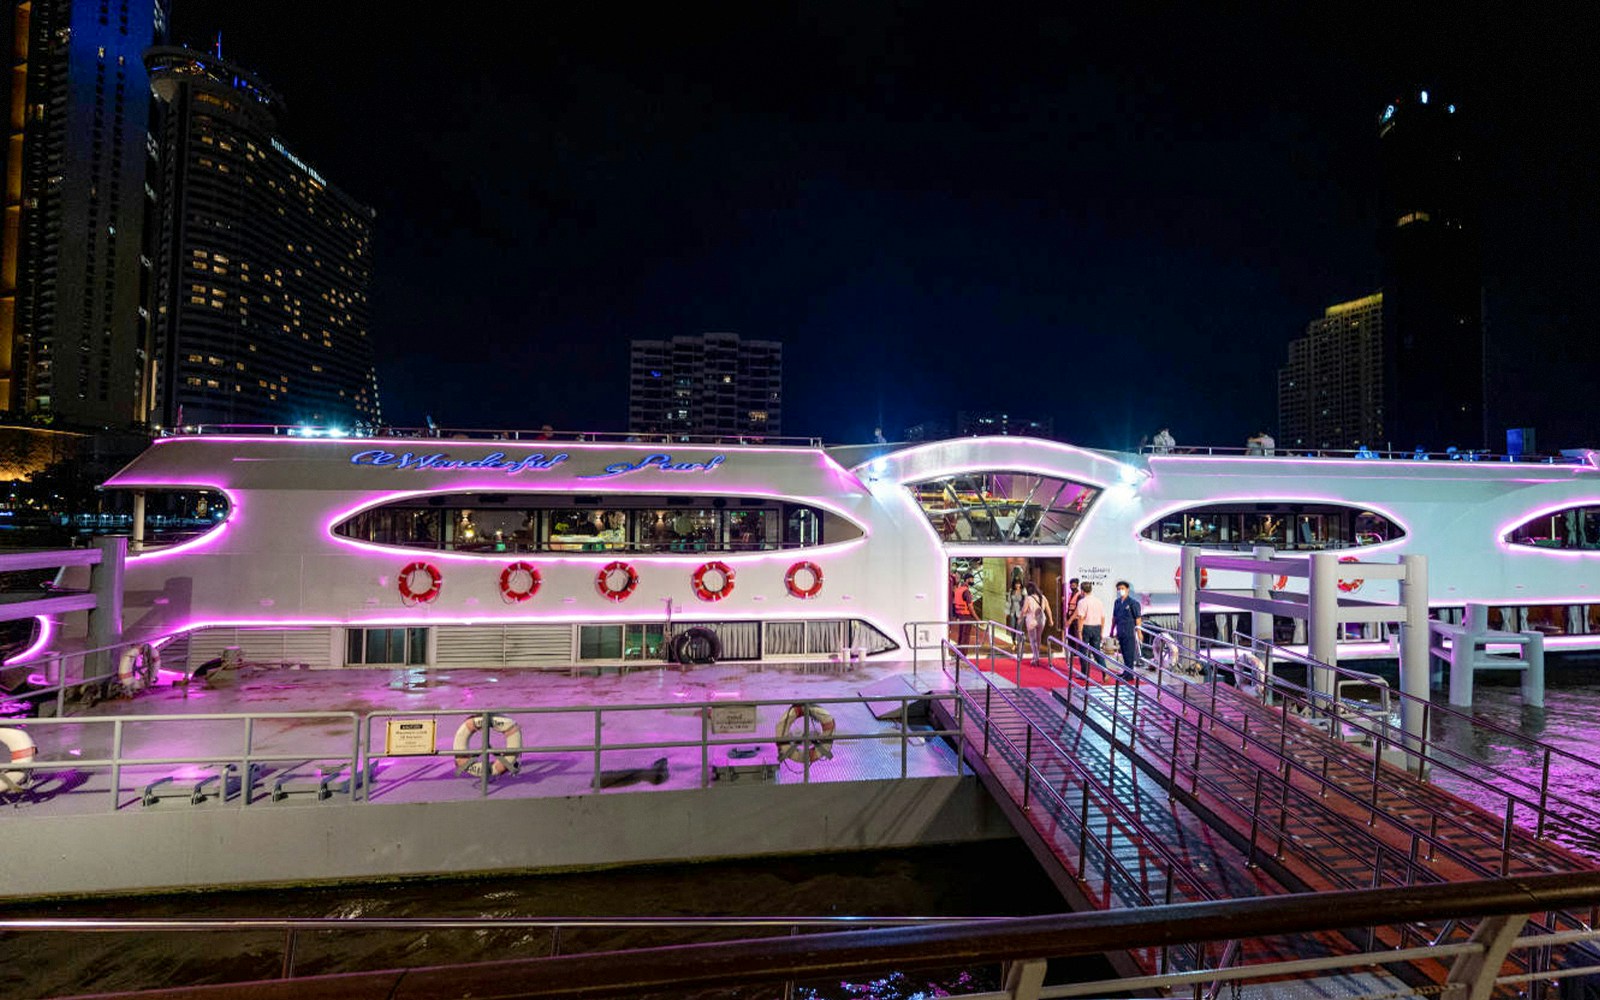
left=931, top=631, right=1600, bottom=984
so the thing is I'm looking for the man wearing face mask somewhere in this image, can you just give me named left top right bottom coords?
left=1111, top=580, right=1143, bottom=679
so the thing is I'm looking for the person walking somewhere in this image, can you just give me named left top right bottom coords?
left=1062, top=577, right=1082, bottom=659
left=1111, top=580, right=1144, bottom=680
left=1073, top=582, right=1106, bottom=676
left=1005, top=579, right=1026, bottom=637
left=1022, top=582, right=1053, bottom=664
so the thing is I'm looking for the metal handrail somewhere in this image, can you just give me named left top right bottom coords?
left=1138, top=443, right=1588, bottom=464
left=162, top=424, right=825, bottom=447
left=64, top=871, right=1600, bottom=999
left=1049, top=631, right=1524, bottom=892
left=942, top=641, right=1222, bottom=921
left=1148, top=622, right=1600, bottom=841
left=361, top=695, right=958, bottom=799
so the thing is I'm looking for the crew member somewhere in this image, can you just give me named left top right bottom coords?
left=1111, top=580, right=1143, bottom=680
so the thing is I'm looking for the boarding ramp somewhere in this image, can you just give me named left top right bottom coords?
left=928, top=624, right=1600, bottom=986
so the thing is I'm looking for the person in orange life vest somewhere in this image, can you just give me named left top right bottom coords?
left=952, top=573, right=978, bottom=648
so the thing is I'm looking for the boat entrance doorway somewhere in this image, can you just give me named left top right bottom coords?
left=948, top=556, right=1062, bottom=650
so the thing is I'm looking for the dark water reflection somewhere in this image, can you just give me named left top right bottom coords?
left=0, top=841, right=1096, bottom=999
left=1425, top=654, right=1600, bottom=860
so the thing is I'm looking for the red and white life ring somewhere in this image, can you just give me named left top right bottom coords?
left=1337, top=556, right=1364, bottom=594
left=0, top=727, right=37, bottom=792
left=691, top=561, right=735, bottom=602
left=785, top=561, right=823, bottom=599
left=1173, top=566, right=1209, bottom=589
left=453, top=713, right=522, bottom=778
left=499, top=561, right=541, bottom=603
left=398, top=562, right=443, bottom=604
left=775, top=703, right=836, bottom=764
left=1273, top=575, right=1289, bottom=590
left=597, top=561, right=639, bottom=602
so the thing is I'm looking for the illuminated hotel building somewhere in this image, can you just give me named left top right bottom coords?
left=1377, top=89, right=1484, bottom=450
left=629, top=332, right=781, bottom=438
left=144, top=46, right=379, bottom=429
left=1, top=0, right=168, bottom=426
left=1277, top=292, right=1384, bottom=450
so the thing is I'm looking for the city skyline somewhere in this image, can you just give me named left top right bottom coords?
left=16, top=5, right=1600, bottom=449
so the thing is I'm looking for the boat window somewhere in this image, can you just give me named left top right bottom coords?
left=1505, top=505, right=1600, bottom=550
left=80, top=488, right=231, bottom=550
left=331, top=494, right=861, bottom=555
left=906, top=472, right=1100, bottom=545
left=1141, top=503, right=1402, bottom=550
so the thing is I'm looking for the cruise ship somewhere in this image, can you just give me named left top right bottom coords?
left=28, top=429, right=1600, bottom=668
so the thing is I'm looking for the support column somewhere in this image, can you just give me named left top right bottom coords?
left=1308, top=552, right=1339, bottom=697
left=1398, top=554, right=1430, bottom=762
left=1251, top=545, right=1274, bottom=648
left=1179, top=545, right=1198, bottom=642
left=88, top=536, right=127, bottom=679
left=130, top=490, right=146, bottom=553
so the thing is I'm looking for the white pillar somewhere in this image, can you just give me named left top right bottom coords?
left=1252, top=545, right=1274, bottom=648
left=88, top=536, right=127, bottom=679
left=130, top=490, right=146, bottom=553
left=1398, top=554, right=1430, bottom=759
left=1179, top=545, right=1198, bottom=641
left=1308, top=552, right=1339, bottom=697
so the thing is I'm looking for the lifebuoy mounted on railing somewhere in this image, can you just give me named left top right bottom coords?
left=1337, top=556, right=1364, bottom=593
left=691, top=561, right=735, bottom=602
left=116, top=643, right=159, bottom=694
left=499, top=562, right=541, bottom=603
left=784, top=561, right=823, bottom=599
left=775, top=703, right=835, bottom=764
left=0, top=727, right=37, bottom=793
left=398, top=562, right=443, bottom=604
left=596, top=561, right=639, bottom=602
left=453, top=713, right=523, bottom=779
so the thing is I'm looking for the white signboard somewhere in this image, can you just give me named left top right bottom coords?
left=709, top=704, right=758, bottom=735
left=385, top=718, right=438, bottom=755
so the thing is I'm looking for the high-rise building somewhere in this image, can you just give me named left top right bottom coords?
left=955, top=411, right=1053, bottom=439
left=1377, top=89, right=1484, bottom=450
left=1277, top=292, right=1384, bottom=450
left=1, top=0, right=168, bottom=426
left=628, top=333, right=781, bottom=438
left=144, top=45, right=379, bottom=429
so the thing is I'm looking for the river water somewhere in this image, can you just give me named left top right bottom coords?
left=0, top=841, right=1103, bottom=999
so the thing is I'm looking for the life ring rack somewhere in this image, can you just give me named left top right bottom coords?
left=597, top=561, right=639, bottom=602
left=784, top=561, right=824, bottom=599
left=453, top=713, right=523, bottom=779
left=399, top=561, right=443, bottom=604
left=0, top=727, right=37, bottom=793
left=691, top=561, right=735, bottom=602
left=775, top=703, right=836, bottom=764
left=499, top=561, right=542, bottom=603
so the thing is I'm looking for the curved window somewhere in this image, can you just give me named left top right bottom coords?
left=333, top=494, right=862, bottom=555
left=1140, top=502, right=1403, bottom=551
left=89, top=488, right=231, bottom=550
left=1506, top=506, right=1600, bottom=550
left=908, top=473, right=1099, bottom=545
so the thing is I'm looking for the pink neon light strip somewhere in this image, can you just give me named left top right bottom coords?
left=2, top=615, right=55, bottom=666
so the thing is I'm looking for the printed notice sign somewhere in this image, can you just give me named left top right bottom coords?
left=709, top=704, right=759, bottom=735
left=385, top=718, right=438, bottom=755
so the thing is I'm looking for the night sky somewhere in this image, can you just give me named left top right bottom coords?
left=168, top=4, right=1600, bottom=450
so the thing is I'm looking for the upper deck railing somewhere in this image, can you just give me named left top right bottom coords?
left=157, top=424, right=825, bottom=447
left=1141, top=443, right=1599, bottom=466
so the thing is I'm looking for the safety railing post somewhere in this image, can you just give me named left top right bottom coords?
left=899, top=698, right=909, bottom=779
left=240, top=716, right=254, bottom=807
left=108, top=719, right=124, bottom=812
left=1537, top=748, right=1552, bottom=840
left=700, top=708, right=710, bottom=788
left=480, top=711, right=491, bottom=798
left=1501, top=799, right=1516, bottom=876
left=1245, top=771, right=1264, bottom=868
left=1022, top=727, right=1033, bottom=810
left=983, top=683, right=992, bottom=756
left=281, top=928, right=297, bottom=979
left=1167, top=716, right=1181, bottom=800
left=802, top=706, right=812, bottom=783
left=592, top=709, right=603, bottom=791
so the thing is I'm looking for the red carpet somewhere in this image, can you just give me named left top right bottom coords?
left=968, top=654, right=1110, bottom=688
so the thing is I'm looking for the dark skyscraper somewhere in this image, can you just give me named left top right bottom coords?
left=629, top=333, right=781, bottom=438
left=1377, top=89, right=1484, bottom=450
left=1, top=0, right=168, bottom=426
left=144, top=45, right=380, bottom=429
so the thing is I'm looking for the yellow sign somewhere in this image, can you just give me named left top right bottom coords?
left=384, top=718, right=438, bottom=755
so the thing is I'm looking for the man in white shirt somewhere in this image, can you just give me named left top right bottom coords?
left=1070, top=582, right=1107, bottom=673
left=1151, top=428, right=1175, bottom=454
